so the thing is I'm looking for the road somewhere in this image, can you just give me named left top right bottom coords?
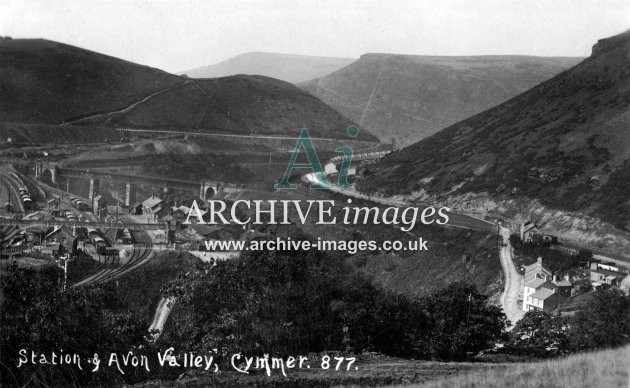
left=316, top=181, right=497, bottom=232
left=498, top=227, right=525, bottom=328
left=306, top=174, right=525, bottom=326
left=298, top=176, right=528, bottom=325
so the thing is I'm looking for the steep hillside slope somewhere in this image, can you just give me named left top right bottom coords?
left=0, top=38, right=377, bottom=141
left=183, top=52, right=354, bottom=84
left=81, top=75, right=377, bottom=140
left=301, top=54, right=580, bottom=145
left=0, top=38, right=183, bottom=124
left=359, top=30, right=630, bottom=230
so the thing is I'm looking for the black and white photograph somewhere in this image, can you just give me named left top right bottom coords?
left=0, top=1, right=629, bottom=386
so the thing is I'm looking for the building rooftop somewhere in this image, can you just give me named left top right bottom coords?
left=174, top=205, right=207, bottom=217
left=187, top=224, right=223, bottom=236
left=525, top=257, right=552, bottom=282
left=553, top=279, right=572, bottom=287
left=522, top=222, right=537, bottom=232
left=525, top=277, right=548, bottom=289
left=142, top=196, right=162, bottom=209
left=530, top=288, right=558, bottom=301
left=592, top=268, right=621, bottom=278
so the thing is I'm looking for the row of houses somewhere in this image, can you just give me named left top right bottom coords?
left=522, top=256, right=630, bottom=313
left=522, top=257, right=571, bottom=313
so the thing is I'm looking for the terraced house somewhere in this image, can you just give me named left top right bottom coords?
left=522, top=257, right=569, bottom=313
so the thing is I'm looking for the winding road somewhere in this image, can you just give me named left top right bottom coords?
left=498, top=227, right=525, bottom=327
left=303, top=172, right=525, bottom=326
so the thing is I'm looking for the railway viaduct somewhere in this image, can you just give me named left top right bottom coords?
left=34, top=163, right=225, bottom=205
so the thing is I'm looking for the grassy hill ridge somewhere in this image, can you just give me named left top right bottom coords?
left=0, top=38, right=378, bottom=142
left=359, top=29, right=630, bottom=230
left=300, top=53, right=580, bottom=146
left=0, top=38, right=182, bottom=124
left=183, top=52, right=355, bottom=84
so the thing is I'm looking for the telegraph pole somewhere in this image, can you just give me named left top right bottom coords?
left=465, top=293, right=472, bottom=361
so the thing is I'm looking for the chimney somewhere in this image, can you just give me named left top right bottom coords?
left=553, top=274, right=557, bottom=282
left=537, top=257, right=542, bottom=264
left=564, top=274, right=570, bottom=282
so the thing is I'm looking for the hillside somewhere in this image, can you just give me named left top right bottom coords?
left=0, top=39, right=377, bottom=141
left=139, top=345, right=629, bottom=387
left=182, top=52, right=354, bottom=84
left=359, top=30, right=630, bottom=231
left=0, top=38, right=183, bottom=124
left=301, top=54, right=580, bottom=146
left=422, top=345, right=630, bottom=388
left=253, top=189, right=503, bottom=299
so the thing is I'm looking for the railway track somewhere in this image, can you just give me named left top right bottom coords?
left=71, top=247, right=156, bottom=287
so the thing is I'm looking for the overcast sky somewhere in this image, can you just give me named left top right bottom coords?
left=1, top=0, right=629, bottom=73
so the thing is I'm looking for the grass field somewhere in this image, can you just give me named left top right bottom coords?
left=137, top=353, right=496, bottom=387
left=136, top=346, right=629, bottom=387
left=418, top=345, right=630, bottom=388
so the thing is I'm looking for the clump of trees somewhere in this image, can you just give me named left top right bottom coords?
left=1, top=242, right=508, bottom=386
left=507, top=289, right=630, bottom=357
left=0, top=263, right=148, bottom=387
left=509, top=234, right=592, bottom=273
left=160, top=244, right=507, bottom=362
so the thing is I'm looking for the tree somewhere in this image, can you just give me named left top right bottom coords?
left=423, top=282, right=508, bottom=361
left=508, top=311, right=568, bottom=356
left=566, top=289, right=630, bottom=351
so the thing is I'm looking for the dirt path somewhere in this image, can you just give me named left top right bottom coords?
left=62, top=81, right=190, bottom=125
left=498, top=227, right=525, bottom=327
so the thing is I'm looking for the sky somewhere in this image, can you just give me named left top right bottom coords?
left=1, top=0, right=629, bottom=73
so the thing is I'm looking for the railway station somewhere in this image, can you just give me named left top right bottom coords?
left=0, top=164, right=245, bottom=288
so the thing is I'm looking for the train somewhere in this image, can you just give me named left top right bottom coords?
left=87, top=228, right=109, bottom=255
left=18, top=187, right=33, bottom=210
left=70, top=197, right=90, bottom=212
